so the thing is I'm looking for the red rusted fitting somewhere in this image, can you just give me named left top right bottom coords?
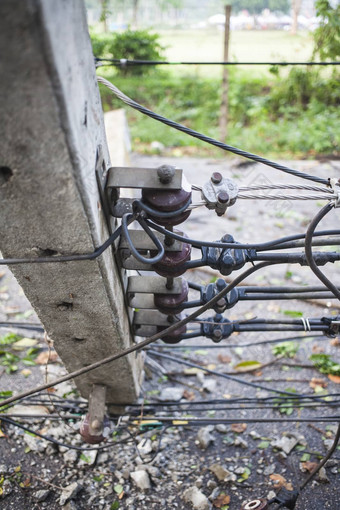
left=241, top=499, right=268, bottom=510
left=152, top=239, right=191, bottom=277
left=157, top=322, right=187, bottom=344
left=141, top=188, right=192, bottom=226
left=154, top=278, right=189, bottom=314
left=80, top=413, right=108, bottom=444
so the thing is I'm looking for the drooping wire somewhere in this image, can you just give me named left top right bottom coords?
left=96, top=76, right=329, bottom=186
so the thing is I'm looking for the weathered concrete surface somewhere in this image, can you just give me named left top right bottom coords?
left=0, top=0, right=142, bottom=402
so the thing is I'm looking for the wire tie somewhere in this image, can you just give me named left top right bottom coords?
left=301, top=318, right=311, bottom=331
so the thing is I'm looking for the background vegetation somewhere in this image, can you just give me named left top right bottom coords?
left=92, top=0, right=339, bottom=158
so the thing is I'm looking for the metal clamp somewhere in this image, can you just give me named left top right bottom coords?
left=201, top=172, right=238, bottom=216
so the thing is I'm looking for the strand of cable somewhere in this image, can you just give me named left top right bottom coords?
left=147, top=349, right=325, bottom=399
left=151, top=334, right=326, bottom=349
left=1, top=223, right=339, bottom=266
left=0, top=261, right=275, bottom=410
left=237, top=193, right=334, bottom=201
left=97, top=76, right=329, bottom=186
left=95, top=57, right=340, bottom=67
left=144, top=220, right=340, bottom=251
left=0, top=416, right=138, bottom=452
left=238, top=183, right=333, bottom=193
left=0, top=220, right=127, bottom=266
left=294, top=203, right=340, bottom=492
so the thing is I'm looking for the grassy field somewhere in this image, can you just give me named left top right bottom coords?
left=158, top=29, right=315, bottom=78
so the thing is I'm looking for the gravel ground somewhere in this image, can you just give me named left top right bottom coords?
left=0, top=157, right=339, bottom=510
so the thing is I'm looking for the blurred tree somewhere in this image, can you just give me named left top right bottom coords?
left=291, top=0, right=301, bottom=35
left=313, top=0, right=340, bottom=60
left=99, top=0, right=111, bottom=31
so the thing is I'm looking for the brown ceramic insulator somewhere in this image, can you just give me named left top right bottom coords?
left=157, top=323, right=187, bottom=344
left=154, top=278, right=189, bottom=314
left=241, top=499, right=268, bottom=510
left=141, top=188, right=192, bottom=226
left=152, top=240, right=191, bottom=277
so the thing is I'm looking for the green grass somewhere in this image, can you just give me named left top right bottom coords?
left=99, top=65, right=339, bottom=158
left=158, top=29, right=315, bottom=78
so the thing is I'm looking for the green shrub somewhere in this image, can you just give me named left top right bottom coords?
left=91, top=29, right=165, bottom=76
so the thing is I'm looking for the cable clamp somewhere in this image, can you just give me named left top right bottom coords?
left=329, top=178, right=340, bottom=207
left=301, top=318, right=311, bottom=331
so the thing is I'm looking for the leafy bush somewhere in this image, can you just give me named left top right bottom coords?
left=91, top=29, right=165, bottom=75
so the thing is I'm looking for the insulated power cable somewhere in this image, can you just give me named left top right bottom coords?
left=0, top=261, right=274, bottom=410
left=95, top=57, right=340, bottom=67
left=97, top=76, right=329, bottom=186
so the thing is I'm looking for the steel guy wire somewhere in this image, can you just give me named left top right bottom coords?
left=96, top=76, right=329, bottom=186
left=95, top=57, right=340, bottom=67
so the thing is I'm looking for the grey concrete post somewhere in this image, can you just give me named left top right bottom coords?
left=0, top=0, right=142, bottom=403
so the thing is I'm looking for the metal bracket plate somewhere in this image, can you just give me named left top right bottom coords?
left=128, top=275, right=183, bottom=294
left=107, top=166, right=183, bottom=190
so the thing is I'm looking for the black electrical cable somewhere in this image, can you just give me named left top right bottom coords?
left=95, top=57, right=340, bottom=67
left=0, top=261, right=274, bottom=410
left=0, top=223, right=125, bottom=266
left=305, top=203, right=340, bottom=301
left=133, top=197, right=192, bottom=218
left=0, top=416, right=136, bottom=451
left=148, top=349, right=314, bottom=398
left=121, top=212, right=165, bottom=264
left=145, top=220, right=340, bottom=251
left=151, top=334, right=324, bottom=349
left=0, top=322, right=44, bottom=332
left=97, top=76, right=329, bottom=186
left=300, top=422, right=340, bottom=490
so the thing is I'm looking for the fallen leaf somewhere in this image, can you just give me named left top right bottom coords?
left=12, top=338, right=38, bottom=350
left=47, top=387, right=56, bottom=393
left=301, top=461, right=318, bottom=473
left=183, top=390, right=195, bottom=401
left=213, top=493, right=230, bottom=508
left=21, top=369, right=32, bottom=377
left=312, top=345, right=324, bottom=354
left=217, top=354, right=231, bottom=364
left=231, top=423, right=247, bottom=433
left=234, top=360, right=261, bottom=372
left=270, top=473, right=293, bottom=491
left=35, top=350, right=59, bottom=365
left=0, top=428, right=6, bottom=438
left=254, top=370, right=263, bottom=377
left=328, top=374, right=340, bottom=384
left=330, top=338, right=340, bottom=347
left=309, top=377, right=328, bottom=389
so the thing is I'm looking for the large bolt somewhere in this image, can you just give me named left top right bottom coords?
left=157, top=165, right=176, bottom=184
left=217, top=191, right=229, bottom=204
left=211, top=172, right=222, bottom=184
left=213, top=328, right=223, bottom=341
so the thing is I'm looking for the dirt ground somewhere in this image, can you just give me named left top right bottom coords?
left=0, top=156, right=339, bottom=510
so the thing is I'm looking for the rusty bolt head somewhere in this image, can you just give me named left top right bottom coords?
left=211, top=172, right=222, bottom=184
left=217, top=191, right=229, bottom=204
left=241, top=499, right=268, bottom=510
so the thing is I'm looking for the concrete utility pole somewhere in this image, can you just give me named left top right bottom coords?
left=0, top=0, right=142, bottom=404
left=219, top=4, right=232, bottom=142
